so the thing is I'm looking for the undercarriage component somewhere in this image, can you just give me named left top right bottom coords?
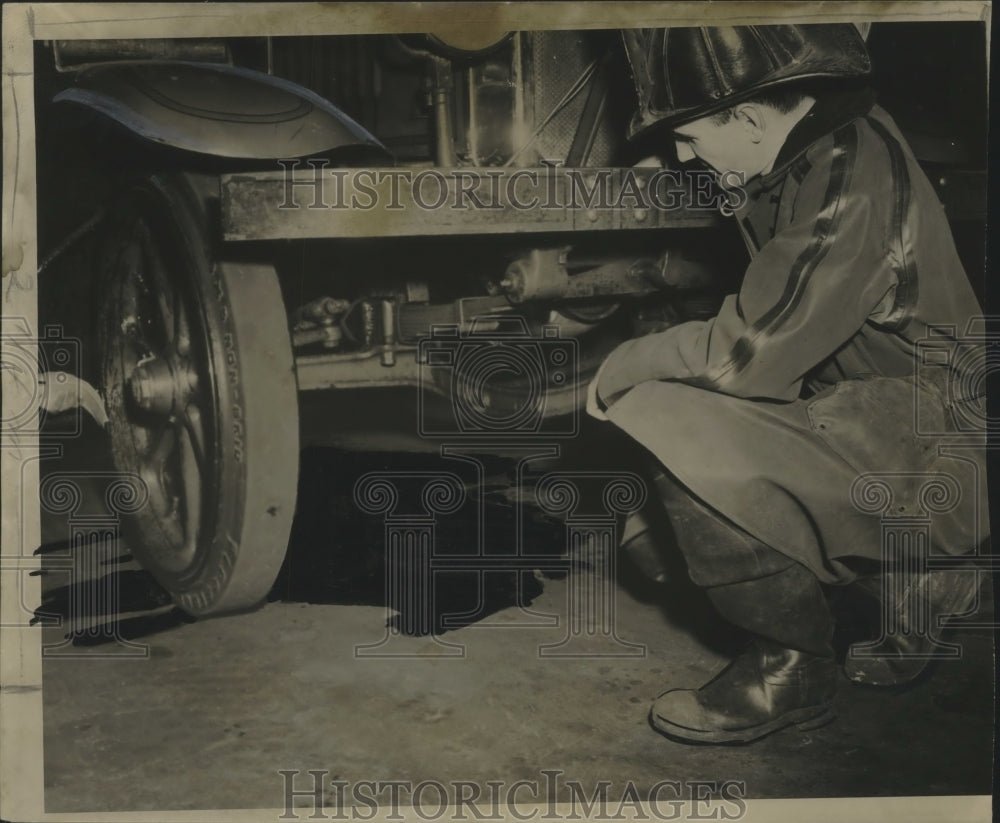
left=221, top=166, right=720, bottom=241
left=292, top=324, right=343, bottom=349
left=381, top=300, right=397, bottom=366
left=386, top=36, right=458, bottom=166
left=500, top=248, right=659, bottom=302
left=295, top=346, right=420, bottom=392
left=99, top=173, right=299, bottom=616
left=293, top=297, right=606, bottom=425
left=295, top=296, right=352, bottom=325
left=430, top=57, right=457, bottom=167
left=396, top=295, right=512, bottom=343
left=292, top=296, right=350, bottom=349
left=413, top=31, right=513, bottom=60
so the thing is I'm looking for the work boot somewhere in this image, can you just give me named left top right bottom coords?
left=650, top=640, right=837, bottom=744
left=844, top=566, right=982, bottom=686
left=650, top=563, right=838, bottom=744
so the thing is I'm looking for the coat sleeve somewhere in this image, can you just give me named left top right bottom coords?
left=596, top=124, right=899, bottom=405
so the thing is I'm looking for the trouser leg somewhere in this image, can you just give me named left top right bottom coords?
left=648, top=466, right=797, bottom=586
left=638, top=465, right=836, bottom=651
left=705, top=566, right=834, bottom=657
left=644, top=466, right=838, bottom=743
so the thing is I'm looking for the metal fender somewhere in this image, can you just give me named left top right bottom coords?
left=54, top=60, right=391, bottom=161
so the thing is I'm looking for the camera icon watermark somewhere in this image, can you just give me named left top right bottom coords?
left=1, top=317, right=83, bottom=443
left=914, top=317, right=997, bottom=437
left=417, top=316, right=579, bottom=438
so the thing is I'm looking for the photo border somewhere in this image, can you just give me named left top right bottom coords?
left=1, top=3, right=993, bottom=822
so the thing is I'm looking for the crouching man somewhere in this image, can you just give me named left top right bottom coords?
left=590, top=24, right=988, bottom=744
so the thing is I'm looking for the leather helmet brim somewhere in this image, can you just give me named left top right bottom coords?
left=624, top=25, right=872, bottom=140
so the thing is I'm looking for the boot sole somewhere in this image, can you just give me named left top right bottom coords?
left=650, top=705, right=835, bottom=744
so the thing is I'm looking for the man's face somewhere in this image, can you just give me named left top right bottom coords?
left=672, top=113, right=766, bottom=178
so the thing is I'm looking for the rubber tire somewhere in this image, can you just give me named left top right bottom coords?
left=99, top=173, right=299, bottom=616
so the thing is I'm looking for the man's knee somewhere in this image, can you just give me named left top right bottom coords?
left=648, top=466, right=795, bottom=587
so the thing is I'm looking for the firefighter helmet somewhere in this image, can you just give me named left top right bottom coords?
left=622, top=24, right=871, bottom=138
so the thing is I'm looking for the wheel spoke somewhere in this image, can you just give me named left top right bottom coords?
left=181, top=404, right=207, bottom=479
left=177, top=415, right=202, bottom=560
left=138, top=418, right=201, bottom=559
left=174, top=296, right=192, bottom=358
left=116, top=246, right=156, bottom=361
left=140, top=424, right=178, bottom=521
left=134, top=221, right=192, bottom=357
left=148, top=244, right=186, bottom=354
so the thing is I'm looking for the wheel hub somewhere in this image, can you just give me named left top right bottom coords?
left=127, top=356, right=197, bottom=416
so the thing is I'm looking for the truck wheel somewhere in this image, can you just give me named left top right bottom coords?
left=99, top=174, right=299, bottom=616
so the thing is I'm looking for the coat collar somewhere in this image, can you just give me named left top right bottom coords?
left=745, top=86, right=878, bottom=197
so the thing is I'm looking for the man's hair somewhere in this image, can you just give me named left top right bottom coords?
left=709, top=88, right=807, bottom=124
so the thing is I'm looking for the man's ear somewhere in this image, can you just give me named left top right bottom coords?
left=733, top=104, right=765, bottom=144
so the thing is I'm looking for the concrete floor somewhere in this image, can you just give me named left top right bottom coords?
left=37, top=439, right=996, bottom=814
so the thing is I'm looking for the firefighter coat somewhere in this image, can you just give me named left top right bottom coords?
left=595, top=89, right=988, bottom=584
